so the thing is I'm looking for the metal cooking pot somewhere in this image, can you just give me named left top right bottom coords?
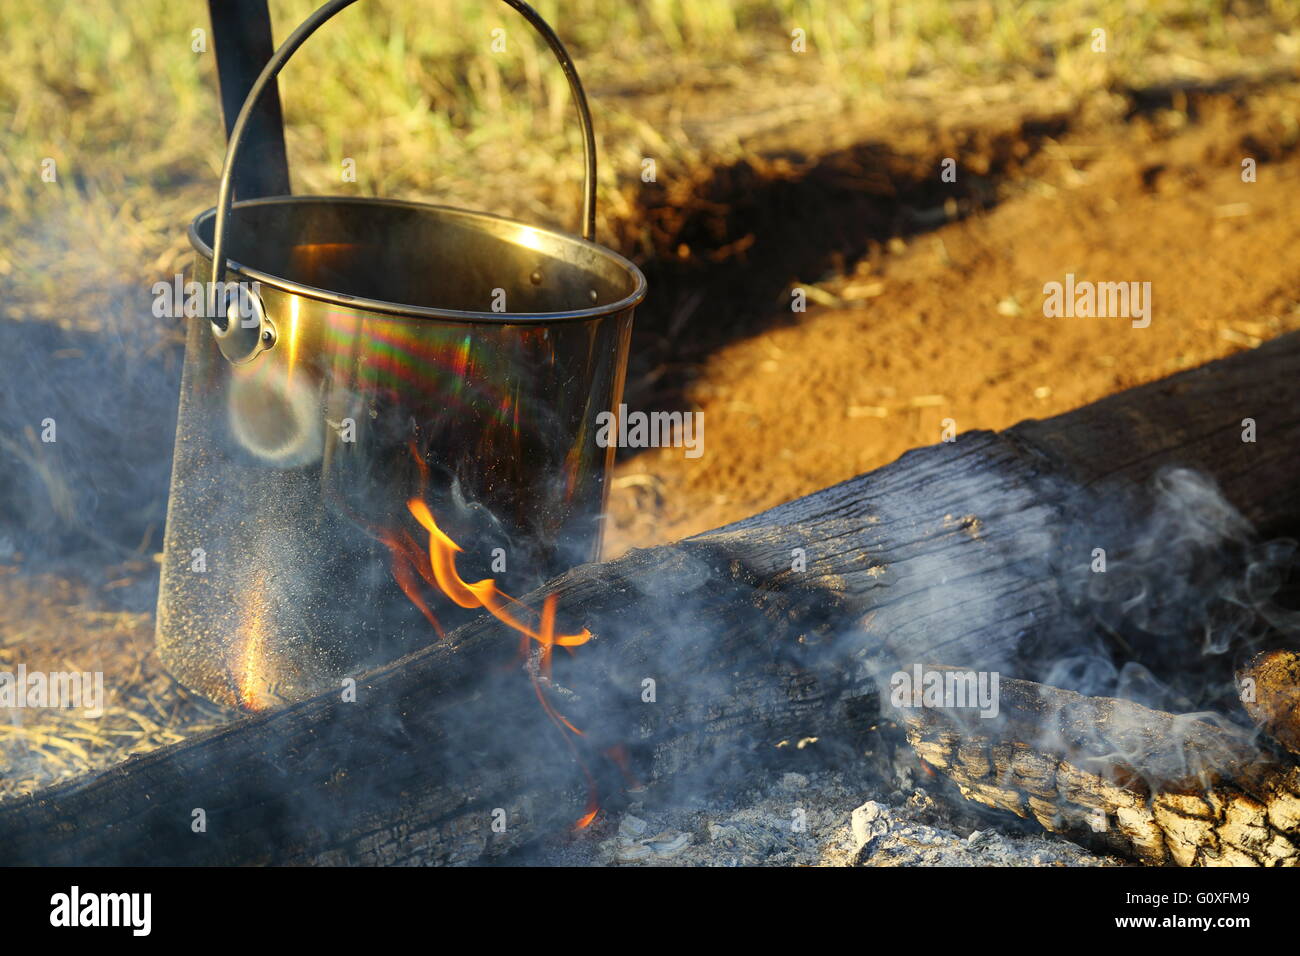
left=156, top=0, right=646, bottom=710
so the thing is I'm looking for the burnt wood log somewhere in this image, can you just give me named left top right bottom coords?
left=1239, top=649, right=1300, bottom=757
left=1, top=332, right=1298, bottom=865
left=891, top=672, right=1300, bottom=866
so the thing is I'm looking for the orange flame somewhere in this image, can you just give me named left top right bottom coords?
left=376, top=526, right=447, bottom=640
left=407, top=499, right=591, bottom=649
left=394, top=487, right=600, bottom=830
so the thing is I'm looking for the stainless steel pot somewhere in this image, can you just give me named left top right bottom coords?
left=156, top=0, right=645, bottom=709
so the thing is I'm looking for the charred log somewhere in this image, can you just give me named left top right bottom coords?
left=1239, top=649, right=1300, bottom=757
left=1, top=333, right=1298, bottom=865
left=891, top=672, right=1300, bottom=866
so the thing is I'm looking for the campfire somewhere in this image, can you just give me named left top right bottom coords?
left=403, top=497, right=605, bottom=830
left=6, top=330, right=1300, bottom=867
left=2, top=0, right=1300, bottom=881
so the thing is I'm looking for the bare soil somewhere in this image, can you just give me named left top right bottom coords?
left=604, top=81, right=1300, bottom=556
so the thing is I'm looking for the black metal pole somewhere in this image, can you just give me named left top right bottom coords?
left=207, top=0, right=291, bottom=200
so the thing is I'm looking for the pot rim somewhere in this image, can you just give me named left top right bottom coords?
left=189, top=195, right=647, bottom=324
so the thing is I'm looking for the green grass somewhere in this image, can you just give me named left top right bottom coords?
left=1, top=0, right=1297, bottom=329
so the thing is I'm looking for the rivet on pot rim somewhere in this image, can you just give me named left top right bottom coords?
left=211, top=286, right=272, bottom=365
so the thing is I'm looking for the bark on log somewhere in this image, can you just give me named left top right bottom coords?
left=2, top=333, right=1298, bottom=866
left=891, top=672, right=1300, bottom=866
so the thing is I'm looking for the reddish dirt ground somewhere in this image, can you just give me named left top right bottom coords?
left=604, top=83, right=1300, bottom=557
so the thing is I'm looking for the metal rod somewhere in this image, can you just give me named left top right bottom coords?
left=207, top=0, right=291, bottom=200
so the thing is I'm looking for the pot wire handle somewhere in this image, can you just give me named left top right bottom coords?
left=208, top=0, right=598, bottom=318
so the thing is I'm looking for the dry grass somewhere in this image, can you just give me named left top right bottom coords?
left=0, top=571, right=229, bottom=801
left=2, top=0, right=1298, bottom=329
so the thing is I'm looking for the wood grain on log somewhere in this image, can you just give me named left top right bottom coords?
left=892, top=672, right=1300, bottom=866
left=1, top=333, right=1298, bottom=865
